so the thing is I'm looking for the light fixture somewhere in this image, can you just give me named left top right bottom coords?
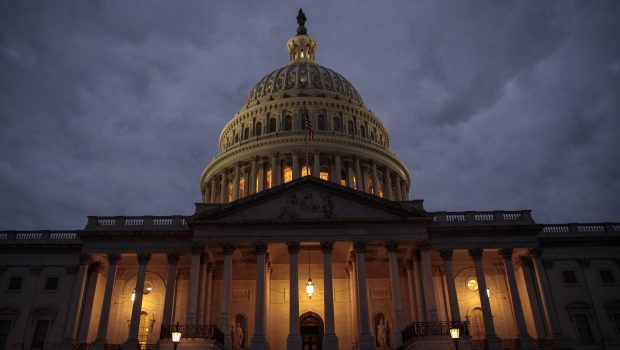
left=486, top=288, right=491, bottom=298
left=131, top=289, right=136, bottom=302
left=171, top=322, right=182, bottom=350
left=305, top=247, right=314, bottom=298
left=450, top=323, right=460, bottom=350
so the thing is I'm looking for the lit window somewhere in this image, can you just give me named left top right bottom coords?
left=352, top=176, right=357, bottom=189
left=340, top=179, right=347, bottom=186
left=266, top=170, right=272, bottom=189
left=227, top=183, right=233, bottom=202
left=367, top=177, right=374, bottom=194
left=320, top=171, right=329, bottom=181
left=301, top=166, right=311, bottom=177
left=466, top=279, right=479, bottom=291
left=239, top=176, right=245, bottom=198
left=378, top=181, right=384, bottom=198
left=283, top=167, right=293, bottom=183
left=255, top=176, right=259, bottom=192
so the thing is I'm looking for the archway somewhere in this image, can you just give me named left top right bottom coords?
left=300, top=312, right=324, bottom=350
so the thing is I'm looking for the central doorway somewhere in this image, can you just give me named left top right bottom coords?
left=300, top=312, right=324, bottom=350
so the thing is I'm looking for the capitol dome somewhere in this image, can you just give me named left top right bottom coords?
left=200, top=10, right=411, bottom=203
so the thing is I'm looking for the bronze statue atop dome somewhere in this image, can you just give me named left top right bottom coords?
left=296, top=8, right=307, bottom=35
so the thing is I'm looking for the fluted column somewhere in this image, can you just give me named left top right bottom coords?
left=220, top=171, right=228, bottom=202
left=347, top=165, right=355, bottom=189
left=257, top=161, right=265, bottom=191
left=321, top=242, right=339, bottom=349
left=384, top=168, right=392, bottom=200
left=242, top=166, right=249, bottom=197
left=500, top=249, right=536, bottom=349
left=354, top=156, right=362, bottom=191
left=204, top=185, right=211, bottom=203
left=250, top=157, right=257, bottom=194
left=386, top=242, right=404, bottom=346
left=529, top=249, right=570, bottom=349
left=313, top=153, right=320, bottom=177
left=196, top=253, right=208, bottom=325
left=61, top=254, right=92, bottom=350
left=271, top=154, right=279, bottom=186
left=93, top=254, right=122, bottom=350
left=404, top=259, right=418, bottom=322
left=126, top=253, right=151, bottom=349
left=221, top=243, right=235, bottom=349
left=420, top=241, right=438, bottom=321
left=204, top=262, right=215, bottom=325
left=354, top=241, right=375, bottom=349
left=232, top=162, right=240, bottom=200
left=292, top=153, right=300, bottom=180
left=518, top=257, right=546, bottom=338
left=287, top=242, right=302, bottom=350
left=401, top=183, right=408, bottom=200
left=440, top=249, right=461, bottom=322
left=186, top=244, right=203, bottom=324
left=333, top=154, right=341, bottom=184
left=468, top=249, right=502, bottom=350
left=161, top=253, right=179, bottom=327
left=394, top=176, right=402, bottom=201
left=252, top=243, right=268, bottom=349
left=210, top=178, right=217, bottom=203
left=371, top=162, right=379, bottom=196
left=78, top=262, right=102, bottom=342
left=412, top=250, right=426, bottom=321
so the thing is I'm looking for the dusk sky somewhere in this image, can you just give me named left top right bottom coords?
left=1, top=1, right=619, bottom=230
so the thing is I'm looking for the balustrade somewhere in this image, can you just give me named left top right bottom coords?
left=401, top=321, right=469, bottom=343
left=160, top=324, right=224, bottom=344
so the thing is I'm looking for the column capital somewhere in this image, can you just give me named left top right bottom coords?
left=468, top=248, right=484, bottom=261
left=107, top=253, right=122, bottom=265
left=287, top=242, right=300, bottom=255
left=354, top=240, right=366, bottom=254
left=439, top=249, right=453, bottom=261
left=499, top=248, right=514, bottom=260
left=410, top=249, right=421, bottom=261
left=137, top=253, right=151, bottom=265
left=191, top=243, right=204, bottom=254
left=200, top=252, right=209, bottom=264
left=79, top=253, right=93, bottom=265
left=255, top=242, right=268, bottom=254
left=418, top=240, right=431, bottom=252
left=207, top=261, right=216, bottom=272
left=223, top=243, right=236, bottom=255
left=385, top=240, right=398, bottom=253
left=66, top=265, right=79, bottom=275
left=517, top=256, right=532, bottom=268
left=167, top=253, right=180, bottom=264
left=320, top=241, right=334, bottom=254
left=528, top=247, right=543, bottom=259
left=88, top=261, right=102, bottom=273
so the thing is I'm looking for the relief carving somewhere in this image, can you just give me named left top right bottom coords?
left=369, top=287, right=391, bottom=300
left=278, top=190, right=336, bottom=219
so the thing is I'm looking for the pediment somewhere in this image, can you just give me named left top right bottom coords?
left=192, top=177, right=427, bottom=223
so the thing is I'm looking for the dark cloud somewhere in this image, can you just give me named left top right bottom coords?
left=1, top=1, right=619, bottom=229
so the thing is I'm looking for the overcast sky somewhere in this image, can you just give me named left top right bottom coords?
left=1, top=1, right=619, bottom=230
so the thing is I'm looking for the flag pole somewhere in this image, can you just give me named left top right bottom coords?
left=304, top=106, right=309, bottom=175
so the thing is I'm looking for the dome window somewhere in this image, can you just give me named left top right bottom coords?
left=360, top=126, right=366, bottom=139
left=265, top=169, right=273, bottom=189
left=239, top=176, right=245, bottom=198
left=333, top=117, right=341, bottom=132
left=347, top=121, right=354, bottom=136
left=268, top=118, right=277, bottom=133
left=317, top=115, right=326, bottom=131
left=244, top=127, right=250, bottom=140
left=284, top=115, right=293, bottom=131
left=301, top=165, right=311, bottom=177
left=255, top=122, right=262, bottom=137
left=283, top=167, right=293, bottom=183
left=367, top=176, right=374, bottom=194
left=227, top=183, right=233, bottom=202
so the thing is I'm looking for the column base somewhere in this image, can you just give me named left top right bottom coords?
left=124, top=339, right=139, bottom=350
left=286, top=334, right=302, bottom=350
left=486, top=336, right=503, bottom=350
left=322, top=334, right=339, bottom=350
left=549, top=335, right=572, bottom=350
left=251, top=335, right=268, bottom=350
left=59, top=339, right=74, bottom=350
left=92, top=339, right=106, bottom=350
left=357, top=334, right=375, bottom=350
left=518, top=335, right=537, bottom=350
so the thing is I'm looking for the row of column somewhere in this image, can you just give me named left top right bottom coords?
left=203, top=153, right=409, bottom=203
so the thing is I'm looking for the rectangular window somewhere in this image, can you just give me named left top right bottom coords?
left=574, top=313, right=594, bottom=345
left=7, top=277, right=22, bottom=291
left=600, top=269, right=615, bottom=284
left=44, top=277, right=59, bottom=291
left=0, top=320, right=10, bottom=350
left=30, top=320, right=49, bottom=350
left=562, top=270, right=578, bottom=284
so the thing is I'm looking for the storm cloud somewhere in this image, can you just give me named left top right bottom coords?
left=1, top=1, right=619, bottom=229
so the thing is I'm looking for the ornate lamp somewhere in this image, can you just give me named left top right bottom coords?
left=171, top=322, right=182, bottom=350
left=131, top=289, right=136, bottom=302
left=450, top=324, right=460, bottom=350
left=305, top=248, right=314, bottom=298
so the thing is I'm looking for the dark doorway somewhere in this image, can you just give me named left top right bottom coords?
left=300, top=312, right=323, bottom=350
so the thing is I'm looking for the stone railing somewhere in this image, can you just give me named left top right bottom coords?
left=401, top=321, right=469, bottom=343
left=542, top=223, right=619, bottom=236
left=160, top=324, right=224, bottom=344
left=85, top=216, right=190, bottom=230
left=0, top=230, right=79, bottom=241
left=431, top=210, right=535, bottom=225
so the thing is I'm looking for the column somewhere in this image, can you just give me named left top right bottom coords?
left=354, top=156, right=362, bottom=191
left=220, top=244, right=235, bottom=349
left=404, top=259, right=418, bottom=322
left=468, top=249, right=502, bottom=350
left=204, top=262, right=215, bottom=325
left=517, top=257, right=547, bottom=338
left=353, top=241, right=375, bottom=349
left=347, top=165, right=355, bottom=189
left=204, top=185, right=211, bottom=203
left=321, top=242, right=339, bottom=349
left=196, top=253, right=208, bottom=325
left=412, top=250, right=427, bottom=321
left=500, top=249, right=536, bottom=349
left=232, top=162, right=240, bottom=200
left=78, top=262, right=102, bottom=342
left=242, top=166, right=250, bottom=198
left=419, top=241, right=438, bottom=321
left=384, top=168, right=393, bottom=200
left=61, top=254, right=92, bottom=350
left=265, top=262, right=273, bottom=344
left=250, top=157, right=257, bottom=194
left=7, top=266, right=42, bottom=350
left=394, top=176, right=402, bottom=201
left=333, top=154, right=341, bottom=184
left=287, top=242, right=302, bottom=350
left=210, top=178, right=217, bottom=203
left=220, top=171, right=228, bottom=202
left=401, top=184, right=408, bottom=200
left=346, top=257, right=359, bottom=350
left=252, top=243, right=268, bottom=349
left=371, top=162, right=379, bottom=195
left=125, top=253, right=151, bottom=349
left=186, top=245, right=202, bottom=324
left=292, top=153, right=300, bottom=180
left=386, top=242, right=405, bottom=347
left=313, top=153, right=320, bottom=177
left=161, top=253, right=179, bottom=328
left=93, top=254, right=122, bottom=350
left=529, top=249, right=570, bottom=349
left=271, top=154, right=279, bottom=186
left=440, top=249, right=461, bottom=322
left=257, top=161, right=265, bottom=191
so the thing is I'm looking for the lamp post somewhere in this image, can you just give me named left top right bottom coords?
left=450, top=323, right=460, bottom=350
left=171, top=322, right=182, bottom=350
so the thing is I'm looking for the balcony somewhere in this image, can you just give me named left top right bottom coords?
left=85, top=216, right=190, bottom=231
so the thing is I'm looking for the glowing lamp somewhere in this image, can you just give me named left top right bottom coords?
left=306, top=278, right=314, bottom=298
left=131, top=289, right=136, bottom=302
left=171, top=322, right=182, bottom=350
left=450, top=324, right=460, bottom=350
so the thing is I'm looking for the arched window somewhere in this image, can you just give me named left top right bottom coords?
left=284, top=115, right=293, bottom=131
left=378, top=180, right=384, bottom=198
left=239, top=176, right=245, bottom=198
left=255, top=175, right=260, bottom=192
left=227, top=183, right=233, bottom=202
left=333, top=117, right=341, bottom=132
left=317, top=115, right=326, bottom=130
left=234, top=132, right=239, bottom=143
left=367, top=176, right=374, bottom=194
left=360, top=126, right=366, bottom=138
left=244, top=127, right=249, bottom=140
left=301, top=165, right=311, bottom=177
left=282, top=167, right=292, bottom=183
left=268, top=118, right=277, bottom=133
left=340, top=169, right=347, bottom=186
left=347, top=120, right=354, bottom=136
left=265, top=169, right=272, bottom=189
left=255, top=122, right=262, bottom=137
